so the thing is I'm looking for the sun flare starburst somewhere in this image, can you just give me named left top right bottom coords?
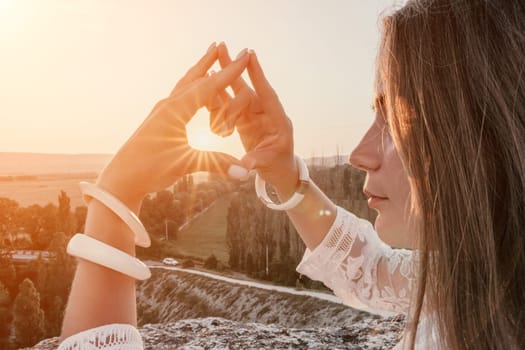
left=186, top=111, right=224, bottom=152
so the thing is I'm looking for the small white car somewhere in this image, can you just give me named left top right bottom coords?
left=162, top=257, right=179, bottom=266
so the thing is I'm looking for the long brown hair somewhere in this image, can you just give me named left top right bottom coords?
left=378, top=0, right=525, bottom=349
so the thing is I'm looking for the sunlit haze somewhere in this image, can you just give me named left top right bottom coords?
left=0, top=0, right=397, bottom=159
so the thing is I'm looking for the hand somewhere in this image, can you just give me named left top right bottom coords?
left=95, top=43, right=250, bottom=210
left=214, top=43, right=298, bottom=196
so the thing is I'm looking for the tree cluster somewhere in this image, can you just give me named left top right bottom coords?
left=0, top=191, right=76, bottom=349
left=0, top=191, right=85, bottom=251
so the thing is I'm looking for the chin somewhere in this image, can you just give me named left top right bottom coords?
left=374, top=213, right=415, bottom=249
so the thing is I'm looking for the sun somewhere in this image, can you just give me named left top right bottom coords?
left=187, top=126, right=218, bottom=151
left=185, top=109, right=245, bottom=160
left=186, top=110, right=223, bottom=152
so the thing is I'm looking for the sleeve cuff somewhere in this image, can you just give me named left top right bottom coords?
left=296, top=206, right=357, bottom=278
left=58, top=323, right=143, bottom=350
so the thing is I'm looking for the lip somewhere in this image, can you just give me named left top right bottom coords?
left=363, top=189, right=388, bottom=209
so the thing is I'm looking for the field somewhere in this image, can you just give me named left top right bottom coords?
left=171, top=195, right=232, bottom=265
left=0, top=153, right=211, bottom=208
left=0, top=152, right=112, bottom=176
left=0, top=152, right=110, bottom=207
left=0, top=172, right=99, bottom=208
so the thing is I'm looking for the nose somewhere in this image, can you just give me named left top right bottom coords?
left=349, top=121, right=382, bottom=172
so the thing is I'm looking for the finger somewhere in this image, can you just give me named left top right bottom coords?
left=221, top=87, right=253, bottom=136
left=218, top=43, right=252, bottom=94
left=205, top=72, right=226, bottom=127
left=207, top=95, right=222, bottom=112
left=176, top=50, right=250, bottom=123
left=205, top=71, right=227, bottom=122
left=246, top=51, right=287, bottom=122
left=240, top=139, right=282, bottom=170
left=206, top=76, right=231, bottom=107
left=218, top=89, right=232, bottom=102
left=210, top=98, right=231, bottom=136
left=172, top=42, right=218, bottom=94
left=208, top=89, right=233, bottom=136
left=177, top=148, right=249, bottom=180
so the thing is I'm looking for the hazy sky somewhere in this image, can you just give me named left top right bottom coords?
left=0, top=0, right=400, bottom=159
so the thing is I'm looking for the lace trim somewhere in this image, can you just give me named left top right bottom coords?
left=297, top=206, right=418, bottom=314
left=58, top=324, right=143, bottom=350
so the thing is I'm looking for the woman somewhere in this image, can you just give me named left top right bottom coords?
left=58, top=0, right=525, bottom=349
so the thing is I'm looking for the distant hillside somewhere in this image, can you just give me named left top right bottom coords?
left=174, top=195, right=231, bottom=265
left=305, top=155, right=350, bottom=167
left=0, top=152, right=113, bottom=176
left=0, top=152, right=350, bottom=207
left=0, top=152, right=348, bottom=177
left=136, top=268, right=402, bottom=328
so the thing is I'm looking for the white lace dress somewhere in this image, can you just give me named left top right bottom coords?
left=296, top=206, right=441, bottom=349
left=58, top=206, right=439, bottom=350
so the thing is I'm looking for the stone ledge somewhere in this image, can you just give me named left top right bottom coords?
left=29, top=316, right=404, bottom=350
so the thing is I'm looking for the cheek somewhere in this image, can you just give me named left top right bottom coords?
left=375, top=141, right=415, bottom=248
left=384, top=139, right=411, bottom=207
left=391, top=166, right=411, bottom=208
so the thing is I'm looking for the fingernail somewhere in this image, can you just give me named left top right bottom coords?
left=228, top=165, right=249, bottom=179
left=235, top=48, right=248, bottom=60
left=207, top=42, right=216, bottom=53
left=218, top=41, right=225, bottom=47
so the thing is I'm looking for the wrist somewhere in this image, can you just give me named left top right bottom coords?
left=95, top=176, right=144, bottom=215
left=255, top=155, right=310, bottom=212
left=84, top=199, right=136, bottom=254
left=273, top=162, right=300, bottom=201
left=274, top=176, right=299, bottom=203
left=79, top=180, right=151, bottom=247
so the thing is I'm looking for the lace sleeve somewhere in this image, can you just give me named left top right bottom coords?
left=57, top=323, right=143, bottom=350
left=296, top=206, right=418, bottom=314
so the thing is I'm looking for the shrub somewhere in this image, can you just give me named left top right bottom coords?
left=181, top=259, right=194, bottom=268
left=203, top=254, right=218, bottom=270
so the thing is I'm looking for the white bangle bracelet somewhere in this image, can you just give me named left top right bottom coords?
left=67, top=233, right=151, bottom=280
left=79, top=181, right=150, bottom=248
left=255, top=155, right=310, bottom=211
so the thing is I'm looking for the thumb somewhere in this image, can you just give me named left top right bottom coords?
left=240, top=153, right=258, bottom=171
left=187, top=150, right=250, bottom=180
left=241, top=145, right=282, bottom=171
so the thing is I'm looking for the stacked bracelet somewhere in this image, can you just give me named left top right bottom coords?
left=67, top=234, right=151, bottom=280
left=255, top=155, right=310, bottom=211
left=79, top=181, right=150, bottom=248
left=66, top=182, right=152, bottom=280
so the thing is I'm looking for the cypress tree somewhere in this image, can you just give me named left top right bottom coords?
left=13, top=278, right=45, bottom=348
left=57, top=190, right=73, bottom=235
left=44, top=295, right=64, bottom=337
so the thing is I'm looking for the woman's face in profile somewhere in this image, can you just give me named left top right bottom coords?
left=349, top=94, right=416, bottom=249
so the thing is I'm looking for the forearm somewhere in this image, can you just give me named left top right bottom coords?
left=60, top=196, right=142, bottom=340
left=58, top=43, right=247, bottom=342
left=275, top=174, right=337, bottom=250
